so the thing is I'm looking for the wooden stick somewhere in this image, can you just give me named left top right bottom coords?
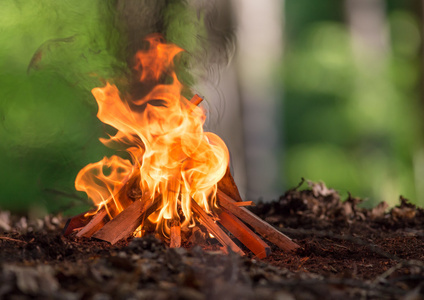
left=0, top=236, right=27, bottom=243
left=112, top=168, right=141, bottom=207
left=190, top=94, right=203, bottom=106
left=217, top=167, right=243, bottom=202
left=233, top=201, right=255, bottom=207
left=217, top=190, right=300, bottom=252
left=74, top=169, right=143, bottom=237
left=218, top=210, right=270, bottom=259
left=76, top=208, right=109, bottom=238
left=191, top=200, right=245, bottom=256
left=63, top=209, right=96, bottom=236
left=93, top=198, right=154, bottom=244
left=78, top=192, right=162, bottom=240
left=170, top=219, right=181, bottom=248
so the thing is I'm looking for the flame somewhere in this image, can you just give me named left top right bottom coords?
left=75, top=34, right=229, bottom=236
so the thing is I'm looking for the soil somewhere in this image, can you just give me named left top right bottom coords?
left=1, top=180, right=424, bottom=300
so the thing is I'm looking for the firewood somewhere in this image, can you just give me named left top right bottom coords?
left=63, top=209, right=96, bottom=236
left=233, top=201, right=255, bottom=207
left=217, top=190, right=300, bottom=252
left=170, top=219, right=181, bottom=248
left=217, top=167, right=243, bottom=202
left=76, top=192, right=162, bottom=240
left=74, top=170, right=144, bottom=238
left=190, top=94, right=203, bottom=106
left=75, top=202, right=127, bottom=238
left=218, top=210, right=270, bottom=259
left=76, top=208, right=109, bottom=238
left=191, top=199, right=245, bottom=256
left=114, top=168, right=142, bottom=206
left=92, top=198, right=155, bottom=244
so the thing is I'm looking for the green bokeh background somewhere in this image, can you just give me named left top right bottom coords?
left=0, top=0, right=423, bottom=213
left=282, top=1, right=423, bottom=207
left=0, top=0, right=128, bottom=213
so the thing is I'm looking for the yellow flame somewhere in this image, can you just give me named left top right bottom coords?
left=75, top=34, right=229, bottom=237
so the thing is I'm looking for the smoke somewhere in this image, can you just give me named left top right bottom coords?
left=116, top=0, right=236, bottom=90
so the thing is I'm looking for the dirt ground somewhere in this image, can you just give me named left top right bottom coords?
left=1, top=180, right=424, bottom=300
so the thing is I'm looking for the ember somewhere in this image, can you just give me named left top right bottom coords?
left=65, top=34, right=298, bottom=257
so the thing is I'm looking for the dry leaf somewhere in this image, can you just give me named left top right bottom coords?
left=0, top=211, right=11, bottom=231
left=307, top=181, right=336, bottom=197
left=370, top=202, right=388, bottom=219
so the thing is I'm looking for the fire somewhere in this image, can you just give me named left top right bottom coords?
left=75, top=34, right=229, bottom=238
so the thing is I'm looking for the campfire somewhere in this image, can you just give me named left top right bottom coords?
left=64, top=34, right=298, bottom=258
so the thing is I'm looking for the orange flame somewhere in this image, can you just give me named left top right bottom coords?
left=75, top=34, right=229, bottom=236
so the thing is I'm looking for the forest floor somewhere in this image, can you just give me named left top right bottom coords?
left=1, top=180, right=424, bottom=300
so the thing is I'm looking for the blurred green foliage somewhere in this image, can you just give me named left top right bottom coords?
left=283, top=1, right=423, bottom=206
left=0, top=0, right=126, bottom=213
left=1, top=0, right=422, bottom=214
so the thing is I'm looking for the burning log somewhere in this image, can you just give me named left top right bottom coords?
left=92, top=199, right=153, bottom=244
left=67, top=172, right=300, bottom=255
left=92, top=196, right=162, bottom=244
left=218, top=167, right=243, bottom=202
left=191, top=199, right=244, bottom=256
left=170, top=219, right=181, bottom=248
left=70, top=167, right=142, bottom=238
left=63, top=209, right=96, bottom=236
left=217, top=190, right=299, bottom=252
left=66, top=172, right=300, bottom=256
left=218, top=210, right=270, bottom=259
left=76, top=208, right=108, bottom=238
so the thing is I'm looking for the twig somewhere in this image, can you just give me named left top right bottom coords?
left=285, top=178, right=306, bottom=194
left=0, top=236, right=27, bottom=243
left=373, top=260, right=424, bottom=285
left=233, top=201, right=255, bottom=207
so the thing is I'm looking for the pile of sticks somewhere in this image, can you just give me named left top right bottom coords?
left=64, top=95, right=299, bottom=258
left=64, top=168, right=298, bottom=258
